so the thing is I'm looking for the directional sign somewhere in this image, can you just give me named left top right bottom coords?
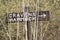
left=6, top=11, right=50, bottom=23
left=38, top=11, right=50, bottom=21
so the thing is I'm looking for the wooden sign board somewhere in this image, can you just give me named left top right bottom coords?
left=6, top=11, right=50, bottom=23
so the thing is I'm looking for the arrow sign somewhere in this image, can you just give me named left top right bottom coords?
left=38, top=11, right=50, bottom=21
left=6, top=11, right=50, bottom=23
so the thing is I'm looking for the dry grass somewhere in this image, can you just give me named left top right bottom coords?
left=0, top=0, right=60, bottom=40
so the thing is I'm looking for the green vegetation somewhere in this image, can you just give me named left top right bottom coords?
left=0, top=0, right=60, bottom=40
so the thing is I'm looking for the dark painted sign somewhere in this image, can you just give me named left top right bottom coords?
left=6, top=11, right=50, bottom=23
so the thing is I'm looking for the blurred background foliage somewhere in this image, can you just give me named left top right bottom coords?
left=0, top=0, right=60, bottom=40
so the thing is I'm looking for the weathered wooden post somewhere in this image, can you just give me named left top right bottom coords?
left=24, top=7, right=30, bottom=40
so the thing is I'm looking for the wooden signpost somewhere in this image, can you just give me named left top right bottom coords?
left=6, top=7, right=50, bottom=40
